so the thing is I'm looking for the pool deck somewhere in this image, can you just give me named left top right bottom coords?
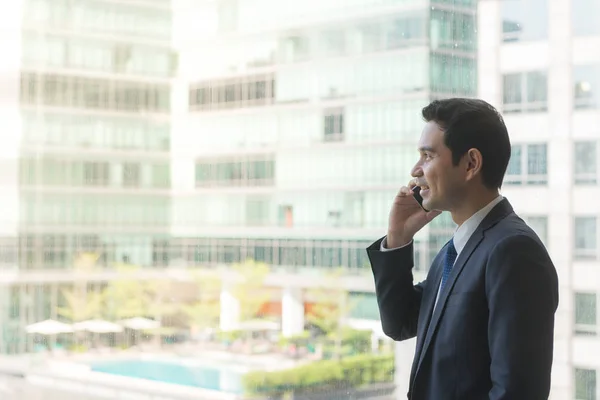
left=0, top=348, right=309, bottom=400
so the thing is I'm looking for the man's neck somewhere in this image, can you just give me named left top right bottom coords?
left=451, top=190, right=500, bottom=226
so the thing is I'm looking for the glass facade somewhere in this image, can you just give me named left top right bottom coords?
left=180, top=0, right=478, bottom=284
left=501, top=0, right=548, bottom=42
left=12, top=0, right=174, bottom=335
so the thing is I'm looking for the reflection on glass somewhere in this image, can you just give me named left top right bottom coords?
left=506, top=144, right=547, bottom=185
left=573, top=0, right=600, bottom=36
left=574, top=65, right=600, bottom=109
left=575, top=368, right=597, bottom=400
left=502, top=71, right=547, bottom=113
left=575, top=292, right=597, bottom=336
left=575, top=141, right=597, bottom=184
left=501, top=0, right=548, bottom=42
left=574, top=217, right=597, bottom=259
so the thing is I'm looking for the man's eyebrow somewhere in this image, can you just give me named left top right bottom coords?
left=418, top=146, right=436, bottom=153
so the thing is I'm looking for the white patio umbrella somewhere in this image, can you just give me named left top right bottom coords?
left=26, top=319, right=74, bottom=335
left=73, top=319, right=124, bottom=333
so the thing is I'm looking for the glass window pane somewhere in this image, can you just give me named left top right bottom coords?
left=576, top=293, right=597, bottom=328
left=507, top=145, right=522, bottom=175
left=574, top=65, right=600, bottom=109
left=501, top=0, right=548, bottom=42
left=573, top=0, right=600, bottom=36
left=503, top=74, right=522, bottom=104
left=526, top=71, right=547, bottom=103
left=575, top=368, right=597, bottom=400
left=575, top=217, right=597, bottom=258
left=527, top=144, right=547, bottom=175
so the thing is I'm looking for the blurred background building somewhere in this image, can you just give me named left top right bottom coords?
left=0, top=0, right=175, bottom=353
left=0, top=0, right=597, bottom=399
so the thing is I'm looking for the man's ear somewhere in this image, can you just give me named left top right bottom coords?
left=464, top=148, right=483, bottom=181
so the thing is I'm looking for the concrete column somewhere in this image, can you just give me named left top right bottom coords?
left=220, top=285, right=240, bottom=332
left=547, top=0, right=573, bottom=398
left=477, top=0, right=502, bottom=107
left=281, top=286, right=304, bottom=337
left=394, top=338, right=416, bottom=400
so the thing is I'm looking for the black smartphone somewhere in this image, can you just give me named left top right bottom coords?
left=412, top=186, right=430, bottom=212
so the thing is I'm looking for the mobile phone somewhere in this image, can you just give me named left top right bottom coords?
left=412, top=186, right=430, bottom=212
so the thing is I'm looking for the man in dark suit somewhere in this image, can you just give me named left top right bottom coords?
left=367, top=98, right=559, bottom=400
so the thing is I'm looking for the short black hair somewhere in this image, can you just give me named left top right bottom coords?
left=421, top=98, right=511, bottom=189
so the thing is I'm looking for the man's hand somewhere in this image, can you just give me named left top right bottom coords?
left=387, top=180, right=442, bottom=248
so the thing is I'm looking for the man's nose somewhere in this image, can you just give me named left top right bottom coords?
left=410, top=163, right=423, bottom=178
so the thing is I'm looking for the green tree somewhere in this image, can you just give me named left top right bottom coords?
left=102, top=264, right=148, bottom=320
left=232, top=259, right=271, bottom=322
left=182, top=272, right=222, bottom=335
left=306, top=268, right=357, bottom=359
left=56, top=253, right=103, bottom=322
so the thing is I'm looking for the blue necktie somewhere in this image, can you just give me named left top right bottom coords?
left=440, top=239, right=458, bottom=291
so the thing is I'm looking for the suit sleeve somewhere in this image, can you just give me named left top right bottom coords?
left=366, top=237, right=425, bottom=341
left=486, top=234, right=559, bottom=400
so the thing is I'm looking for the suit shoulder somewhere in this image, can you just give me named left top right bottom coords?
left=486, top=213, right=546, bottom=250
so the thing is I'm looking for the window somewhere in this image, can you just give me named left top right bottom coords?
left=195, top=155, right=275, bottom=187
left=430, top=54, right=477, bottom=96
left=575, top=141, right=597, bottom=184
left=280, top=36, right=309, bottom=63
left=189, top=73, right=275, bottom=111
left=278, top=205, right=294, bottom=228
left=575, top=368, right=597, bottom=400
left=357, top=23, right=382, bottom=53
left=20, top=72, right=170, bottom=113
left=574, top=65, right=600, bottom=109
left=501, top=0, right=548, bottom=42
left=502, top=71, right=548, bottom=113
left=575, top=293, right=597, bottom=336
left=320, top=30, right=346, bottom=56
left=386, top=13, right=427, bottom=49
left=574, top=217, right=597, bottom=260
left=430, top=10, right=476, bottom=51
left=524, top=216, right=548, bottom=245
left=323, top=108, right=344, bottom=142
left=246, top=197, right=270, bottom=226
left=123, top=163, right=141, bottom=188
left=573, top=0, right=600, bottom=36
left=505, top=144, right=547, bottom=185
left=83, top=162, right=109, bottom=186
left=151, top=164, right=171, bottom=188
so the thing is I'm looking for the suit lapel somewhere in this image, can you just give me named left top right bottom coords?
left=411, top=198, right=515, bottom=382
left=414, top=230, right=484, bottom=375
left=410, top=255, right=444, bottom=382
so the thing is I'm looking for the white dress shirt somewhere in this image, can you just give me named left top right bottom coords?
left=381, top=195, right=504, bottom=308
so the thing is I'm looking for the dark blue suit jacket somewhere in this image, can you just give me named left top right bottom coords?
left=367, top=199, right=559, bottom=400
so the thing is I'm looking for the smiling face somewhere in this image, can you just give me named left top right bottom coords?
left=410, top=121, right=468, bottom=212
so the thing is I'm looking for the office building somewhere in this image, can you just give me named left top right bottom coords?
left=478, top=0, right=600, bottom=398
left=0, top=0, right=175, bottom=353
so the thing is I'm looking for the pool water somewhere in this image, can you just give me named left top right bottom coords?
left=91, top=359, right=244, bottom=394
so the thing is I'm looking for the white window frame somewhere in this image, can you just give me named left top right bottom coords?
left=574, top=140, right=598, bottom=185
left=502, top=71, right=548, bottom=113
left=574, top=216, right=598, bottom=260
left=505, top=143, right=548, bottom=185
left=574, top=292, right=598, bottom=336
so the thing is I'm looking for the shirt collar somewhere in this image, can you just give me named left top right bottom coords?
left=453, top=195, right=504, bottom=256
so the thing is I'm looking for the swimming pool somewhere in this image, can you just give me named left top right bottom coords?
left=90, top=358, right=245, bottom=394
